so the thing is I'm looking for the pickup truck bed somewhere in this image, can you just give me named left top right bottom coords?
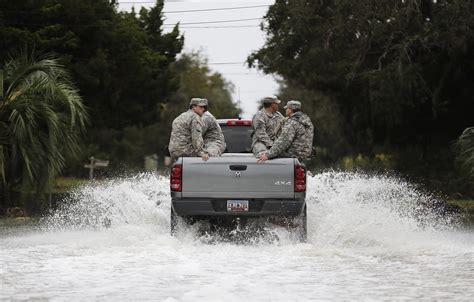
left=172, top=154, right=305, bottom=215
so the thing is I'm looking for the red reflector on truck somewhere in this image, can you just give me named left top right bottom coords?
left=170, top=164, right=182, bottom=192
left=294, top=165, right=306, bottom=192
left=226, top=120, right=252, bottom=126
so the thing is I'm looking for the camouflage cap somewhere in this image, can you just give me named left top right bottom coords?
left=190, top=98, right=208, bottom=107
left=284, top=100, right=301, bottom=110
left=262, top=95, right=281, bottom=104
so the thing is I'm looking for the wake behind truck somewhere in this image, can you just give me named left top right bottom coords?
left=170, top=119, right=308, bottom=241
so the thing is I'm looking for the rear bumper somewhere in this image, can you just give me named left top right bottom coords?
left=172, top=198, right=305, bottom=217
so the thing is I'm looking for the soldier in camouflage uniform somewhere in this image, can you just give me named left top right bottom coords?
left=257, top=100, right=314, bottom=162
left=251, top=95, right=285, bottom=156
left=202, top=111, right=226, bottom=156
left=168, top=98, right=209, bottom=161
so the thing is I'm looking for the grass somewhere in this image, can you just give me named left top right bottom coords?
left=53, top=177, right=90, bottom=193
left=0, top=216, right=40, bottom=226
left=447, top=200, right=474, bottom=212
left=447, top=200, right=474, bottom=226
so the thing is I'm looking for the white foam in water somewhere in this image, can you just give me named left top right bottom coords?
left=2, top=171, right=473, bottom=300
left=41, top=173, right=171, bottom=231
left=41, top=172, right=297, bottom=243
left=42, top=171, right=461, bottom=240
left=38, top=171, right=469, bottom=251
left=307, top=171, right=465, bottom=252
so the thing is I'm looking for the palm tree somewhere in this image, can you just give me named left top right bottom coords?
left=0, top=51, right=88, bottom=208
left=455, top=127, right=474, bottom=179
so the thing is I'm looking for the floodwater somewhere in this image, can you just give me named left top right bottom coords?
left=1, top=172, right=473, bottom=301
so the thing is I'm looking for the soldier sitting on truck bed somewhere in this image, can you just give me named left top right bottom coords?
left=257, top=100, right=314, bottom=163
left=251, top=95, right=285, bottom=156
left=168, top=98, right=209, bottom=162
left=202, top=110, right=226, bottom=156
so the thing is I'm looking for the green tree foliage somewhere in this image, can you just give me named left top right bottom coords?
left=249, top=0, right=474, bottom=152
left=61, top=52, right=241, bottom=171
left=1, top=1, right=241, bottom=177
left=276, top=81, right=348, bottom=161
left=163, top=52, right=240, bottom=120
left=455, top=127, right=474, bottom=179
left=0, top=0, right=184, bottom=128
left=250, top=0, right=474, bottom=196
left=0, top=0, right=186, bottom=172
left=158, top=52, right=241, bottom=152
left=0, top=1, right=242, bottom=211
left=71, top=52, right=240, bottom=170
left=0, top=51, right=87, bottom=206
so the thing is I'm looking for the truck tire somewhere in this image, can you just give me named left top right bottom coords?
left=294, top=205, right=307, bottom=242
left=170, top=208, right=178, bottom=236
left=171, top=208, right=194, bottom=236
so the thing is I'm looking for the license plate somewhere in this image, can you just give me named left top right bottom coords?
left=227, top=200, right=249, bottom=212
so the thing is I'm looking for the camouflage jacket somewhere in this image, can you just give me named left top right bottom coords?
left=168, top=110, right=205, bottom=157
left=251, top=109, right=284, bottom=148
left=201, top=111, right=226, bottom=155
left=266, top=111, right=314, bottom=160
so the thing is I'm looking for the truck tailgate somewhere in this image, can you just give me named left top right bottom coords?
left=181, top=154, right=295, bottom=199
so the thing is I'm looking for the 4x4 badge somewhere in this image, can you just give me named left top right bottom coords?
left=274, top=181, right=292, bottom=185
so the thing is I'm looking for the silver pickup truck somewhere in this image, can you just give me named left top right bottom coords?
left=170, top=119, right=307, bottom=240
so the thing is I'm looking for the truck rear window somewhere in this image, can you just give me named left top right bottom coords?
left=221, top=125, right=253, bottom=153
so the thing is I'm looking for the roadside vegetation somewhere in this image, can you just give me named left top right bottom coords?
left=448, top=200, right=474, bottom=211
left=0, top=51, right=88, bottom=212
left=0, top=0, right=472, bottom=214
left=249, top=0, right=474, bottom=198
left=447, top=199, right=474, bottom=225
left=0, top=1, right=240, bottom=212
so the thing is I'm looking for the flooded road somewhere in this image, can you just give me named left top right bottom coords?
left=1, top=173, right=473, bottom=301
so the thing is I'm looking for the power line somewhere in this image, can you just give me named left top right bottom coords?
left=5, top=18, right=263, bottom=28
left=166, top=25, right=260, bottom=29
left=220, top=73, right=264, bottom=75
left=162, top=5, right=270, bottom=14
left=118, top=0, right=270, bottom=6
left=1, top=4, right=270, bottom=15
left=163, top=18, right=262, bottom=26
left=117, top=0, right=188, bottom=3
left=208, top=62, right=245, bottom=65
left=237, top=90, right=276, bottom=94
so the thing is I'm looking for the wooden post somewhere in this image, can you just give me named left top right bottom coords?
left=83, top=156, right=95, bottom=180
left=89, top=156, right=94, bottom=180
left=84, top=157, right=108, bottom=180
left=0, top=68, right=3, bottom=101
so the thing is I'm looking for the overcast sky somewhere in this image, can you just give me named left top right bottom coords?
left=118, top=0, right=278, bottom=119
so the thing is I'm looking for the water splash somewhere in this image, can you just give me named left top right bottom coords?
left=307, top=171, right=462, bottom=250
left=41, top=173, right=170, bottom=231
left=40, top=171, right=462, bottom=246
left=5, top=172, right=472, bottom=301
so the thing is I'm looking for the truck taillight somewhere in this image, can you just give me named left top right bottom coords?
left=170, top=164, right=182, bottom=192
left=294, top=165, right=306, bottom=192
left=226, top=120, right=252, bottom=126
